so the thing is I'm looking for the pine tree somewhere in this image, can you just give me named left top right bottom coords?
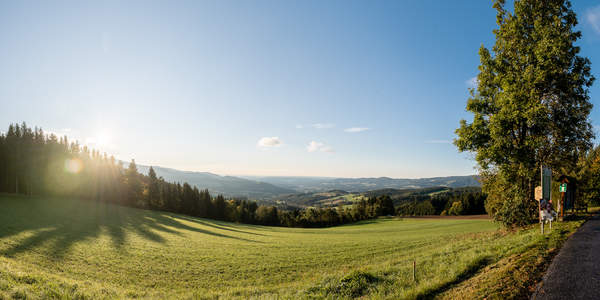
left=125, top=159, right=143, bottom=207
left=147, top=166, right=161, bottom=208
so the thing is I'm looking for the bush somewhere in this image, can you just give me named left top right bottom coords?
left=482, top=171, right=537, bottom=227
left=448, top=201, right=464, bottom=216
left=337, top=270, right=378, bottom=297
left=305, top=270, right=380, bottom=298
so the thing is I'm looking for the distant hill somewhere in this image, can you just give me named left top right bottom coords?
left=241, top=175, right=480, bottom=193
left=132, top=163, right=479, bottom=200
left=135, top=165, right=296, bottom=199
left=274, top=186, right=482, bottom=208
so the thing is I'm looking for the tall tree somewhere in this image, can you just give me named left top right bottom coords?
left=455, top=0, right=594, bottom=226
left=147, top=166, right=161, bottom=208
left=125, top=159, right=143, bottom=207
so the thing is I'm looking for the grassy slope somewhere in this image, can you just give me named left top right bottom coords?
left=0, top=195, right=583, bottom=299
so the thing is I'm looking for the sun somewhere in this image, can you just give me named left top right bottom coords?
left=96, top=132, right=110, bottom=148
left=86, top=131, right=112, bottom=149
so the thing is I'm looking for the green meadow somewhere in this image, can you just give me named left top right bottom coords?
left=0, top=194, right=582, bottom=299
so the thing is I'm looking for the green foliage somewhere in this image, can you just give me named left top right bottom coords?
left=455, top=0, right=594, bottom=226
left=483, top=171, right=538, bottom=226
left=307, top=270, right=381, bottom=298
left=577, top=146, right=600, bottom=206
left=415, top=201, right=436, bottom=215
left=447, top=201, right=464, bottom=216
left=395, top=187, right=486, bottom=216
left=338, top=271, right=378, bottom=297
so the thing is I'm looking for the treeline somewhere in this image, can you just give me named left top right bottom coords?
left=262, top=195, right=394, bottom=227
left=395, top=188, right=486, bottom=216
left=0, top=122, right=395, bottom=228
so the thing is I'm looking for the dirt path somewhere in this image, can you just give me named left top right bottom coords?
left=532, top=214, right=600, bottom=299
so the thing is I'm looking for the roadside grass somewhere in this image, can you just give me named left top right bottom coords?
left=438, top=219, right=583, bottom=299
left=0, top=194, right=586, bottom=299
left=588, top=206, right=600, bottom=214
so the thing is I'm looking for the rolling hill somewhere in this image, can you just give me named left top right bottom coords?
left=135, top=164, right=296, bottom=199
left=133, top=164, right=480, bottom=201
left=275, top=186, right=478, bottom=208
left=242, top=175, right=481, bottom=193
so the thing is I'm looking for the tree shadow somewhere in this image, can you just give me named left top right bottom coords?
left=176, top=215, right=267, bottom=236
left=415, top=256, right=493, bottom=300
left=0, top=195, right=260, bottom=259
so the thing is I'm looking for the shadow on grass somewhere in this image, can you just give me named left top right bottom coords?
left=0, top=195, right=260, bottom=258
left=415, top=256, right=494, bottom=300
left=176, top=215, right=267, bottom=236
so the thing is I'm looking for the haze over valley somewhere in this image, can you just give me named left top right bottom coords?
left=136, top=163, right=479, bottom=199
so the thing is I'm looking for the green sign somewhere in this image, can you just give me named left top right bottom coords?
left=559, top=183, right=567, bottom=193
left=542, top=167, right=552, bottom=200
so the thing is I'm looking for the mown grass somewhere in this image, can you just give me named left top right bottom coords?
left=0, top=194, right=585, bottom=299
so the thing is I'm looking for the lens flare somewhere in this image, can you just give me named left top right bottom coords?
left=65, top=158, right=83, bottom=174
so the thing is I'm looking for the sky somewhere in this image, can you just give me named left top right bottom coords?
left=1, top=1, right=600, bottom=178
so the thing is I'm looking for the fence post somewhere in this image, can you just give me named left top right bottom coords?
left=541, top=221, right=544, bottom=234
left=413, top=259, right=416, bottom=282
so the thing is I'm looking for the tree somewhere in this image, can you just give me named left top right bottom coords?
left=125, top=159, right=143, bottom=207
left=455, top=0, right=594, bottom=226
left=377, top=195, right=395, bottom=216
left=578, top=146, right=600, bottom=206
left=447, top=201, right=464, bottom=216
left=213, top=194, right=226, bottom=220
left=147, top=166, right=161, bottom=208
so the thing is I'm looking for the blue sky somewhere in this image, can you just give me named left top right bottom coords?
left=1, top=1, right=600, bottom=178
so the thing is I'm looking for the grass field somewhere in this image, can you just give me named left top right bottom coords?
left=0, top=194, right=584, bottom=299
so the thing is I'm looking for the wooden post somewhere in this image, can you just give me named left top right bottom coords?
left=541, top=221, right=544, bottom=234
left=413, top=259, right=416, bottom=282
left=539, top=166, right=543, bottom=233
left=560, top=191, right=565, bottom=221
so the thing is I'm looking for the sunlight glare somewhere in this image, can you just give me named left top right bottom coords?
left=64, top=158, right=83, bottom=174
left=86, top=131, right=112, bottom=149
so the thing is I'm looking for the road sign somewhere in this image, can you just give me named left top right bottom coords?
left=535, top=186, right=543, bottom=201
left=542, top=167, right=552, bottom=200
left=559, top=183, right=567, bottom=193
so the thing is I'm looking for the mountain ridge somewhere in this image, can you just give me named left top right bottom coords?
left=130, top=161, right=480, bottom=199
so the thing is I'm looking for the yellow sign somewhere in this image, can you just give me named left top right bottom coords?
left=535, top=186, right=543, bottom=201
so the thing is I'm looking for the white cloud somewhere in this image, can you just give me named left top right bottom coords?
left=465, top=76, right=478, bottom=89
left=312, top=123, right=335, bottom=129
left=257, top=137, right=282, bottom=148
left=587, top=6, right=600, bottom=34
left=307, top=141, right=334, bottom=153
left=425, top=139, right=452, bottom=144
left=344, top=127, right=370, bottom=133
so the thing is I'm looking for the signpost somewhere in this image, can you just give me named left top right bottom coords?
left=539, top=166, right=552, bottom=234
left=559, top=183, right=567, bottom=192
left=559, top=182, right=567, bottom=221
left=542, top=167, right=552, bottom=200
left=535, top=186, right=543, bottom=201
